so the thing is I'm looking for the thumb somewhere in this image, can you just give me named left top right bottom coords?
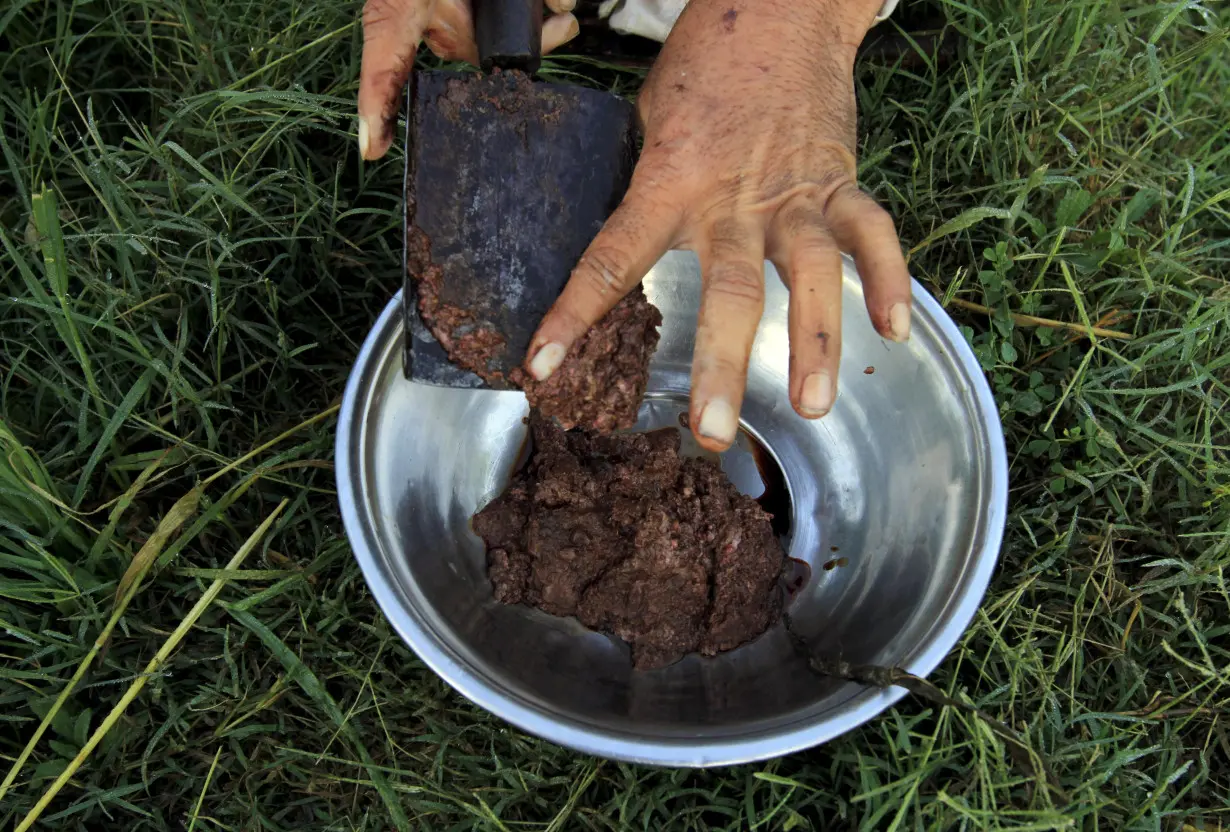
left=526, top=183, right=681, bottom=381
left=359, top=0, right=437, bottom=161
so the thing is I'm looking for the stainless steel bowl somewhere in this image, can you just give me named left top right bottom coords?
left=337, top=252, right=1007, bottom=767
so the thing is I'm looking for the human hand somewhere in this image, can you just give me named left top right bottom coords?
left=358, top=0, right=579, bottom=161
left=525, top=0, right=912, bottom=452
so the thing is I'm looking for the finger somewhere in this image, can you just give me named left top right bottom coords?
left=425, top=7, right=576, bottom=64
left=542, top=12, right=580, bottom=54
left=545, top=0, right=575, bottom=13
left=823, top=182, right=911, bottom=342
left=769, top=195, right=843, bottom=419
left=526, top=183, right=682, bottom=382
left=690, top=218, right=766, bottom=452
left=423, top=0, right=479, bottom=64
left=358, top=0, right=435, bottom=161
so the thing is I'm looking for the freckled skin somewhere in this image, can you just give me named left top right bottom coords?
left=524, top=0, right=911, bottom=450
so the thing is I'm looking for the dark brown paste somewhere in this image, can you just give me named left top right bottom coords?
left=410, top=223, right=661, bottom=432
left=408, top=223, right=511, bottom=381
left=473, top=417, right=786, bottom=670
left=510, top=291, right=661, bottom=432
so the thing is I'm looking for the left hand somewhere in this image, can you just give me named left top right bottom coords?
left=525, top=0, right=912, bottom=452
left=358, top=0, right=578, bottom=161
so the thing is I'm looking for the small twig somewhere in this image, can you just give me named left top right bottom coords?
left=810, top=657, right=1068, bottom=800
left=784, top=617, right=1068, bottom=802
left=946, top=297, right=1134, bottom=340
left=1027, top=308, right=1132, bottom=367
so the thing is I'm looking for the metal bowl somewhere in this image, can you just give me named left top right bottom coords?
left=336, top=252, right=1007, bottom=767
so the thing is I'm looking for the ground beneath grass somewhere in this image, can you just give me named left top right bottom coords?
left=1, top=0, right=1228, bottom=829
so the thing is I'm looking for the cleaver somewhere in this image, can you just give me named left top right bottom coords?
left=402, top=0, right=640, bottom=388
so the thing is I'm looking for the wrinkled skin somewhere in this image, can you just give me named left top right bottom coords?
left=359, top=0, right=912, bottom=452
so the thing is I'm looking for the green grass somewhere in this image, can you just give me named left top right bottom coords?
left=1, top=0, right=1227, bottom=828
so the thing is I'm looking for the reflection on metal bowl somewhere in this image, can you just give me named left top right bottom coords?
left=336, top=252, right=1007, bottom=766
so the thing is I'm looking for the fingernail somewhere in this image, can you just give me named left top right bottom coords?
left=800, top=372, right=834, bottom=417
left=565, top=16, right=580, bottom=41
left=888, top=302, right=910, bottom=343
left=556, top=0, right=577, bottom=12
left=358, top=117, right=372, bottom=160
left=529, top=342, right=566, bottom=381
left=697, top=399, right=738, bottom=446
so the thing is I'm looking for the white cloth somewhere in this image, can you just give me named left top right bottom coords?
left=598, top=0, right=900, bottom=43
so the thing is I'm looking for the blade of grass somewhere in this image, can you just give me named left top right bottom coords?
left=85, top=448, right=170, bottom=567
left=0, top=485, right=200, bottom=804
left=0, top=401, right=331, bottom=803
left=13, top=499, right=288, bottom=832
left=226, top=606, right=412, bottom=832
left=31, top=187, right=104, bottom=417
left=185, top=746, right=222, bottom=832
left=70, top=366, right=154, bottom=509
left=908, top=206, right=1012, bottom=258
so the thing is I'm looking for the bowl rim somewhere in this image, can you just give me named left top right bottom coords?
left=335, top=268, right=1008, bottom=767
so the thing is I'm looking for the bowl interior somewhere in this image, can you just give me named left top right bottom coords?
left=342, top=251, right=1004, bottom=764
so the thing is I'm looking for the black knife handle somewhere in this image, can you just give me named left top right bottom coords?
left=474, top=0, right=543, bottom=74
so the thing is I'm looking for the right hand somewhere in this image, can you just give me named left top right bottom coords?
left=358, top=0, right=579, bottom=161
left=524, top=0, right=910, bottom=453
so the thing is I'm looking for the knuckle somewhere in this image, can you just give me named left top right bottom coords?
left=705, top=260, right=765, bottom=306
left=573, top=246, right=628, bottom=298
left=829, top=182, right=888, bottom=223
left=423, top=20, right=456, bottom=50
left=858, top=199, right=899, bottom=238
left=777, top=199, right=826, bottom=240
left=783, top=232, right=840, bottom=287
left=548, top=298, right=594, bottom=338
left=362, top=0, right=405, bottom=29
left=694, top=350, right=748, bottom=380
left=639, top=130, right=721, bottom=196
left=790, top=261, right=840, bottom=294
left=424, top=29, right=469, bottom=61
left=706, top=216, right=753, bottom=258
left=811, top=172, right=854, bottom=213
left=631, top=184, right=683, bottom=229
left=632, top=148, right=693, bottom=199
left=788, top=245, right=839, bottom=282
left=776, top=200, right=839, bottom=257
